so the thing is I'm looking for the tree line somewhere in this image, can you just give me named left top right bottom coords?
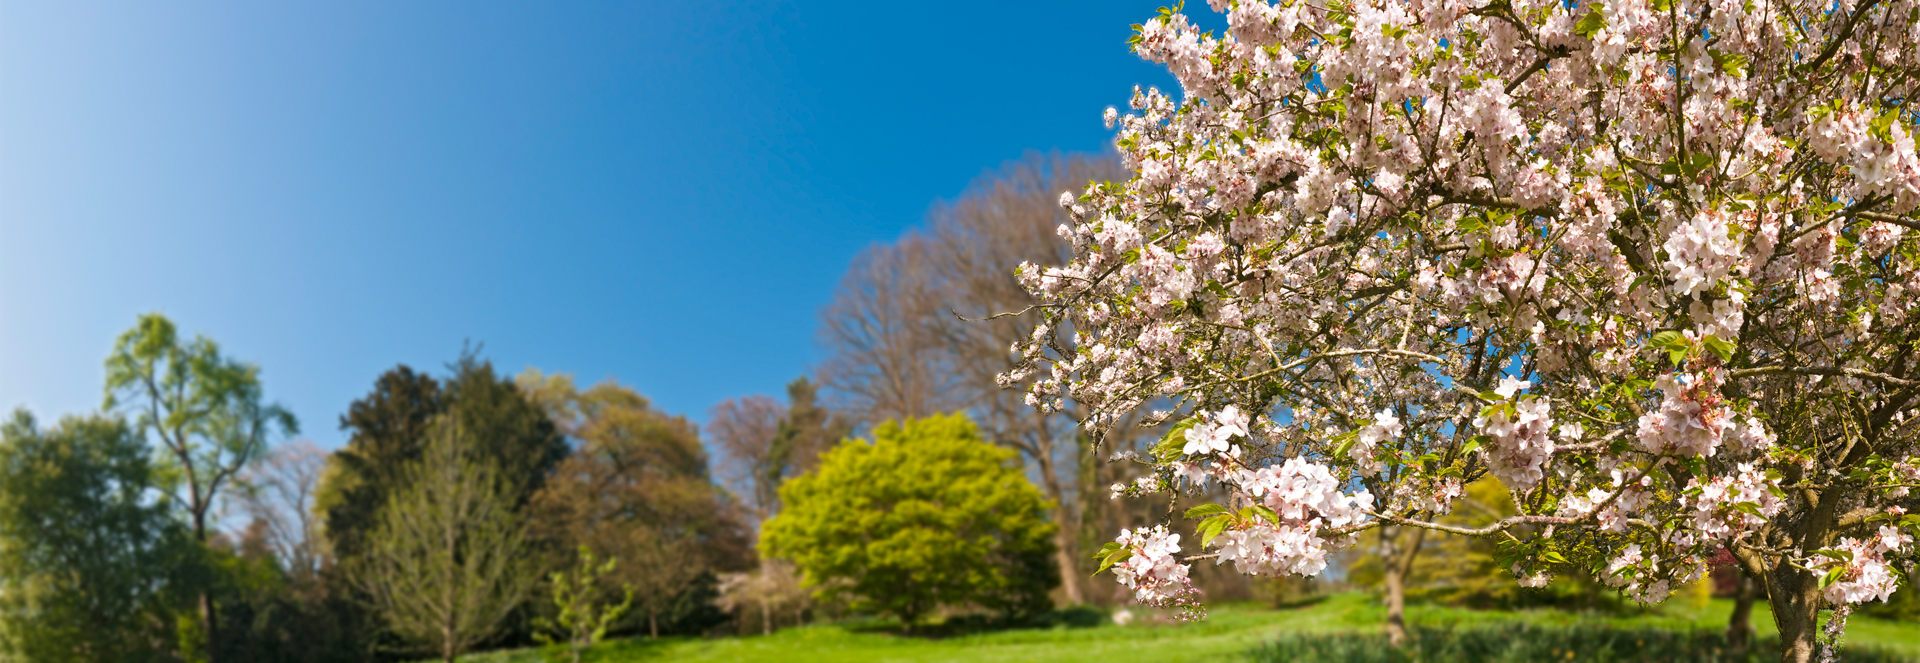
left=0, top=152, right=1215, bottom=663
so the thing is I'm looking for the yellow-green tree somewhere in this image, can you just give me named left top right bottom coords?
left=104, top=313, right=297, bottom=660
left=761, top=414, right=1058, bottom=629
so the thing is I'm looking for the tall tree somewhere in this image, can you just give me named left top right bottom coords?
left=356, top=415, right=533, bottom=663
left=321, top=353, right=566, bottom=566
left=0, top=410, right=194, bottom=663
left=521, top=371, right=752, bottom=637
left=320, top=365, right=441, bottom=564
left=104, top=313, right=297, bottom=661
left=816, top=152, right=1131, bottom=604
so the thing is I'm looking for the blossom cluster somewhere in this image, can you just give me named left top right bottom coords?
left=1474, top=379, right=1555, bottom=490
left=1210, top=458, right=1375, bottom=576
left=1823, top=527, right=1915, bottom=605
left=1684, top=463, right=1784, bottom=542
left=1110, top=525, right=1199, bottom=609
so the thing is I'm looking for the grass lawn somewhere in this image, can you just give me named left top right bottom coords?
left=458, top=593, right=1920, bottom=663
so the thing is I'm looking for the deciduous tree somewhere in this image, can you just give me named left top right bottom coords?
left=1019, top=2, right=1920, bottom=661
left=708, top=377, right=849, bottom=523
left=104, top=313, right=296, bottom=661
left=819, top=152, right=1131, bottom=605
left=0, top=411, right=193, bottom=663
left=520, top=371, right=752, bottom=637
left=356, top=415, right=533, bottom=663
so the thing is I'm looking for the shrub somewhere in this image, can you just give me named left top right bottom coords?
left=760, top=413, right=1059, bottom=629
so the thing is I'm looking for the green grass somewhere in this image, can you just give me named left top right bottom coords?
left=457, top=593, right=1920, bottom=663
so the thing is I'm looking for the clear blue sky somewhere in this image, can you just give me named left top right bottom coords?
left=0, top=1, right=1190, bottom=448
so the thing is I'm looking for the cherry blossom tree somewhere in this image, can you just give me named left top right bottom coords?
left=1015, top=1, right=1920, bottom=660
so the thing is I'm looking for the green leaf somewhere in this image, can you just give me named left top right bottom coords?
left=1703, top=335, right=1736, bottom=362
left=1199, top=516, right=1233, bottom=548
left=1574, top=5, right=1607, bottom=38
left=1154, top=417, right=1200, bottom=461
left=1095, top=549, right=1133, bottom=577
left=1244, top=504, right=1280, bottom=525
left=1461, top=438, right=1484, bottom=456
left=1821, top=566, right=1847, bottom=588
left=1185, top=503, right=1229, bottom=519
left=1649, top=330, right=1685, bottom=350
left=1333, top=430, right=1360, bottom=460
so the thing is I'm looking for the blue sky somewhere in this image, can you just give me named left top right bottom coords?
left=0, top=1, right=1189, bottom=448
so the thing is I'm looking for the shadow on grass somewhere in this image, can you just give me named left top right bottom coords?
left=1248, top=621, right=1917, bottom=663
left=541, top=635, right=681, bottom=663
left=842, top=605, right=1110, bottom=639
left=1273, top=594, right=1332, bottom=611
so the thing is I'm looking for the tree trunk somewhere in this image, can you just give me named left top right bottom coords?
left=1766, top=560, right=1824, bottom=663
left=199, top=592, right=221, bottom=663
left=649, top=609, right=659, bottom=639
left=191, top=511, right=222, bottom=663
left=760, top=595, right=771, bottom=636
left=1052, top=527, right=1085, bottom=605
left=1029, top=445, right=1085, bottom=606
left=1382, top=526, right=1426, bottom=647
left=1727, top=570, right=1758, bottom=653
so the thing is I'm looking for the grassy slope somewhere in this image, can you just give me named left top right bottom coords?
left=460, top=593, right=1920, bottom=663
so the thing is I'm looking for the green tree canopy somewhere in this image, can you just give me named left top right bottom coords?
left=0, top=410, right=195, bottom=663
left=520, top=370, right=752, bottom=637
left=103, top=313, right=297, bottom=542
left=102, top=313, right=296, bottom=662
left=760, top=413, right=1059, bottom=627
left=319, top=353, right=565, bottom=564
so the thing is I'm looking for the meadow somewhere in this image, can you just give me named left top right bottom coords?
left=456, top=593, right=1920, bottom=663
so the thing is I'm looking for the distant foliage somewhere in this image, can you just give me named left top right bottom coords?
left=1248, top=622, right=1916, bottom=663
left=0, top=410, right=195, bottom=663
left=520, top=371, right=752, bottom=638
left=760, top=414, right=1059, bottom=628
left=321, top=354, right=565, bottom=566
left=355, top=415, right=535, bottom=663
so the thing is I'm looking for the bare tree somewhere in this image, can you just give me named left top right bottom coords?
left=238, top=440, right=328, bottom=582
left=707, top=378, right=848, bottom=525
left=816, top=151, right=1131, bottom=605
left=356, top=416, right=533, bottom=663
left=708, top=395, right=788, bottom=522
left=817, top=238, right=961, bottom=423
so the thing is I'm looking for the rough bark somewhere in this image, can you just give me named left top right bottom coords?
left=1768, top=564, right=1822, bottom=663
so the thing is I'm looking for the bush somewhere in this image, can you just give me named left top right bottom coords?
left=760, top=413, right=1059, bottom=629
left=1247, top=622, right=1915, bottom=663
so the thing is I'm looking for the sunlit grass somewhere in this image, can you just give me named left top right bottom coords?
left=455, top=593, right=1920, bottom=663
